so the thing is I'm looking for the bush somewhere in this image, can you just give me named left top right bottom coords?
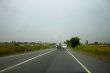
left=70, top=37, right=80, bottom=47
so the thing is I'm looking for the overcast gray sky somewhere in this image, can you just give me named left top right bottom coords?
left=0, top=0, right=110, bottom=43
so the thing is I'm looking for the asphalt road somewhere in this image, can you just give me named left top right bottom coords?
left=0, top=48, right=110, bottom=73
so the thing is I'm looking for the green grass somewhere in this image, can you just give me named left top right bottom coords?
left=73, top=45, right=110, bottom=56
left=72, top=44, right=110, bottom=63
left=0, top=44, right=54, bottom=57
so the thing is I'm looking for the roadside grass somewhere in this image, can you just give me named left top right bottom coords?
left=0, top=44, right=54, bottom=57
left=71, top=44, right=110, bottom=63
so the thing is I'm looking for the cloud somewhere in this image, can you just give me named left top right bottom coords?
left=0, top=0, right=110, bottom=43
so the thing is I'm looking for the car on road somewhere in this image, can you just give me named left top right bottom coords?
left=57, top=43, right=67, bottom=50
left=62, top=44, right=67, bottom=49
left=56, top=43, right=62, bottom=49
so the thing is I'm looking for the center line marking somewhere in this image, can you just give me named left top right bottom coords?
left=66, top=49, right=92, bottom=73
left=0, top=49, right=56, bottom=73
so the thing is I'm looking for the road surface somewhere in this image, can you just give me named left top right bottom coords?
left=0, top=48, right=110, bottom=73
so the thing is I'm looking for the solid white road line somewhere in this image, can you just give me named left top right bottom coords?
left=66, top=49, right=92, bottom=73
left=0, top=49, right=56, bottom=73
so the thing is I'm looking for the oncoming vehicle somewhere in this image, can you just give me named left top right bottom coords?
left=56, top=43, right=62, bottom=49
left=57, top=43, right=67, bottom=50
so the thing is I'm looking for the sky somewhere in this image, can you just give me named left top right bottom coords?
left=0, top=0, right=110, bottom=43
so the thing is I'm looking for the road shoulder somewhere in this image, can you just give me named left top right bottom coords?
left=68, top=48, right=110, bottom=73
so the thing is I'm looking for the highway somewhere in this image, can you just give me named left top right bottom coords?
left=0, top=48, right=110, bottom=73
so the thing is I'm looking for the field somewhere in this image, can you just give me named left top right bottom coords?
left=0, top=43, right=54, bottom=57
left=72, top=44, right=110, bottom=63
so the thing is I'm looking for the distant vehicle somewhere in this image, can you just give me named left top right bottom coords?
left=57, top=45, right=61, bottom=49
left=57, top=43, right=67, bottom=50
left=56, top=43, right=62, bottom=49
left=62, top=44, right=67, bottom=49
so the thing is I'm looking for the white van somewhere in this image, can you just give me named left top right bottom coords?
left=62, top=44, right=67, bottom=49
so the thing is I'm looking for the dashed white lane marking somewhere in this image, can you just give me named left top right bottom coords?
left=0, top=49, right=56, bottom=73
left=66, top=49, right=92, bottom=73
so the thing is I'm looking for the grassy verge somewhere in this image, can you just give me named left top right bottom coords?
left=0, top=44, right=54, bottom=57
left=71, top=44, right=110, bottom=63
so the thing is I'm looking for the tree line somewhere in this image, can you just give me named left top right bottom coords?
left=66, top=37, right=80, bottom=47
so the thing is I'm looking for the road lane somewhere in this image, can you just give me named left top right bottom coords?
left=0, top=49, right=56, bottom=73
left=0, top=49, right=87, bottom=73
left=0, top=49, right=57, bottom=73
left=0, top=48, right=55, bottom=72
left=46, top=49, right=87, bottom=73
left=0, top=48, right=110, bottom=73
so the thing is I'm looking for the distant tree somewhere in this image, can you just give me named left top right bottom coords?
left=70, top=37, right=80, bottom=47
left=86, top=40, right=88, bottom=44
left=66, top=40, right=71, bottom=46
left=94, top=42, right=98, bottom=45
left=13, top=41, right=19, bottom=46
left=64, top=41, right=66, bottom=44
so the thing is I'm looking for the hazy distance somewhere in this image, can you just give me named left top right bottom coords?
left=0, top=0, right=110, bottom=43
